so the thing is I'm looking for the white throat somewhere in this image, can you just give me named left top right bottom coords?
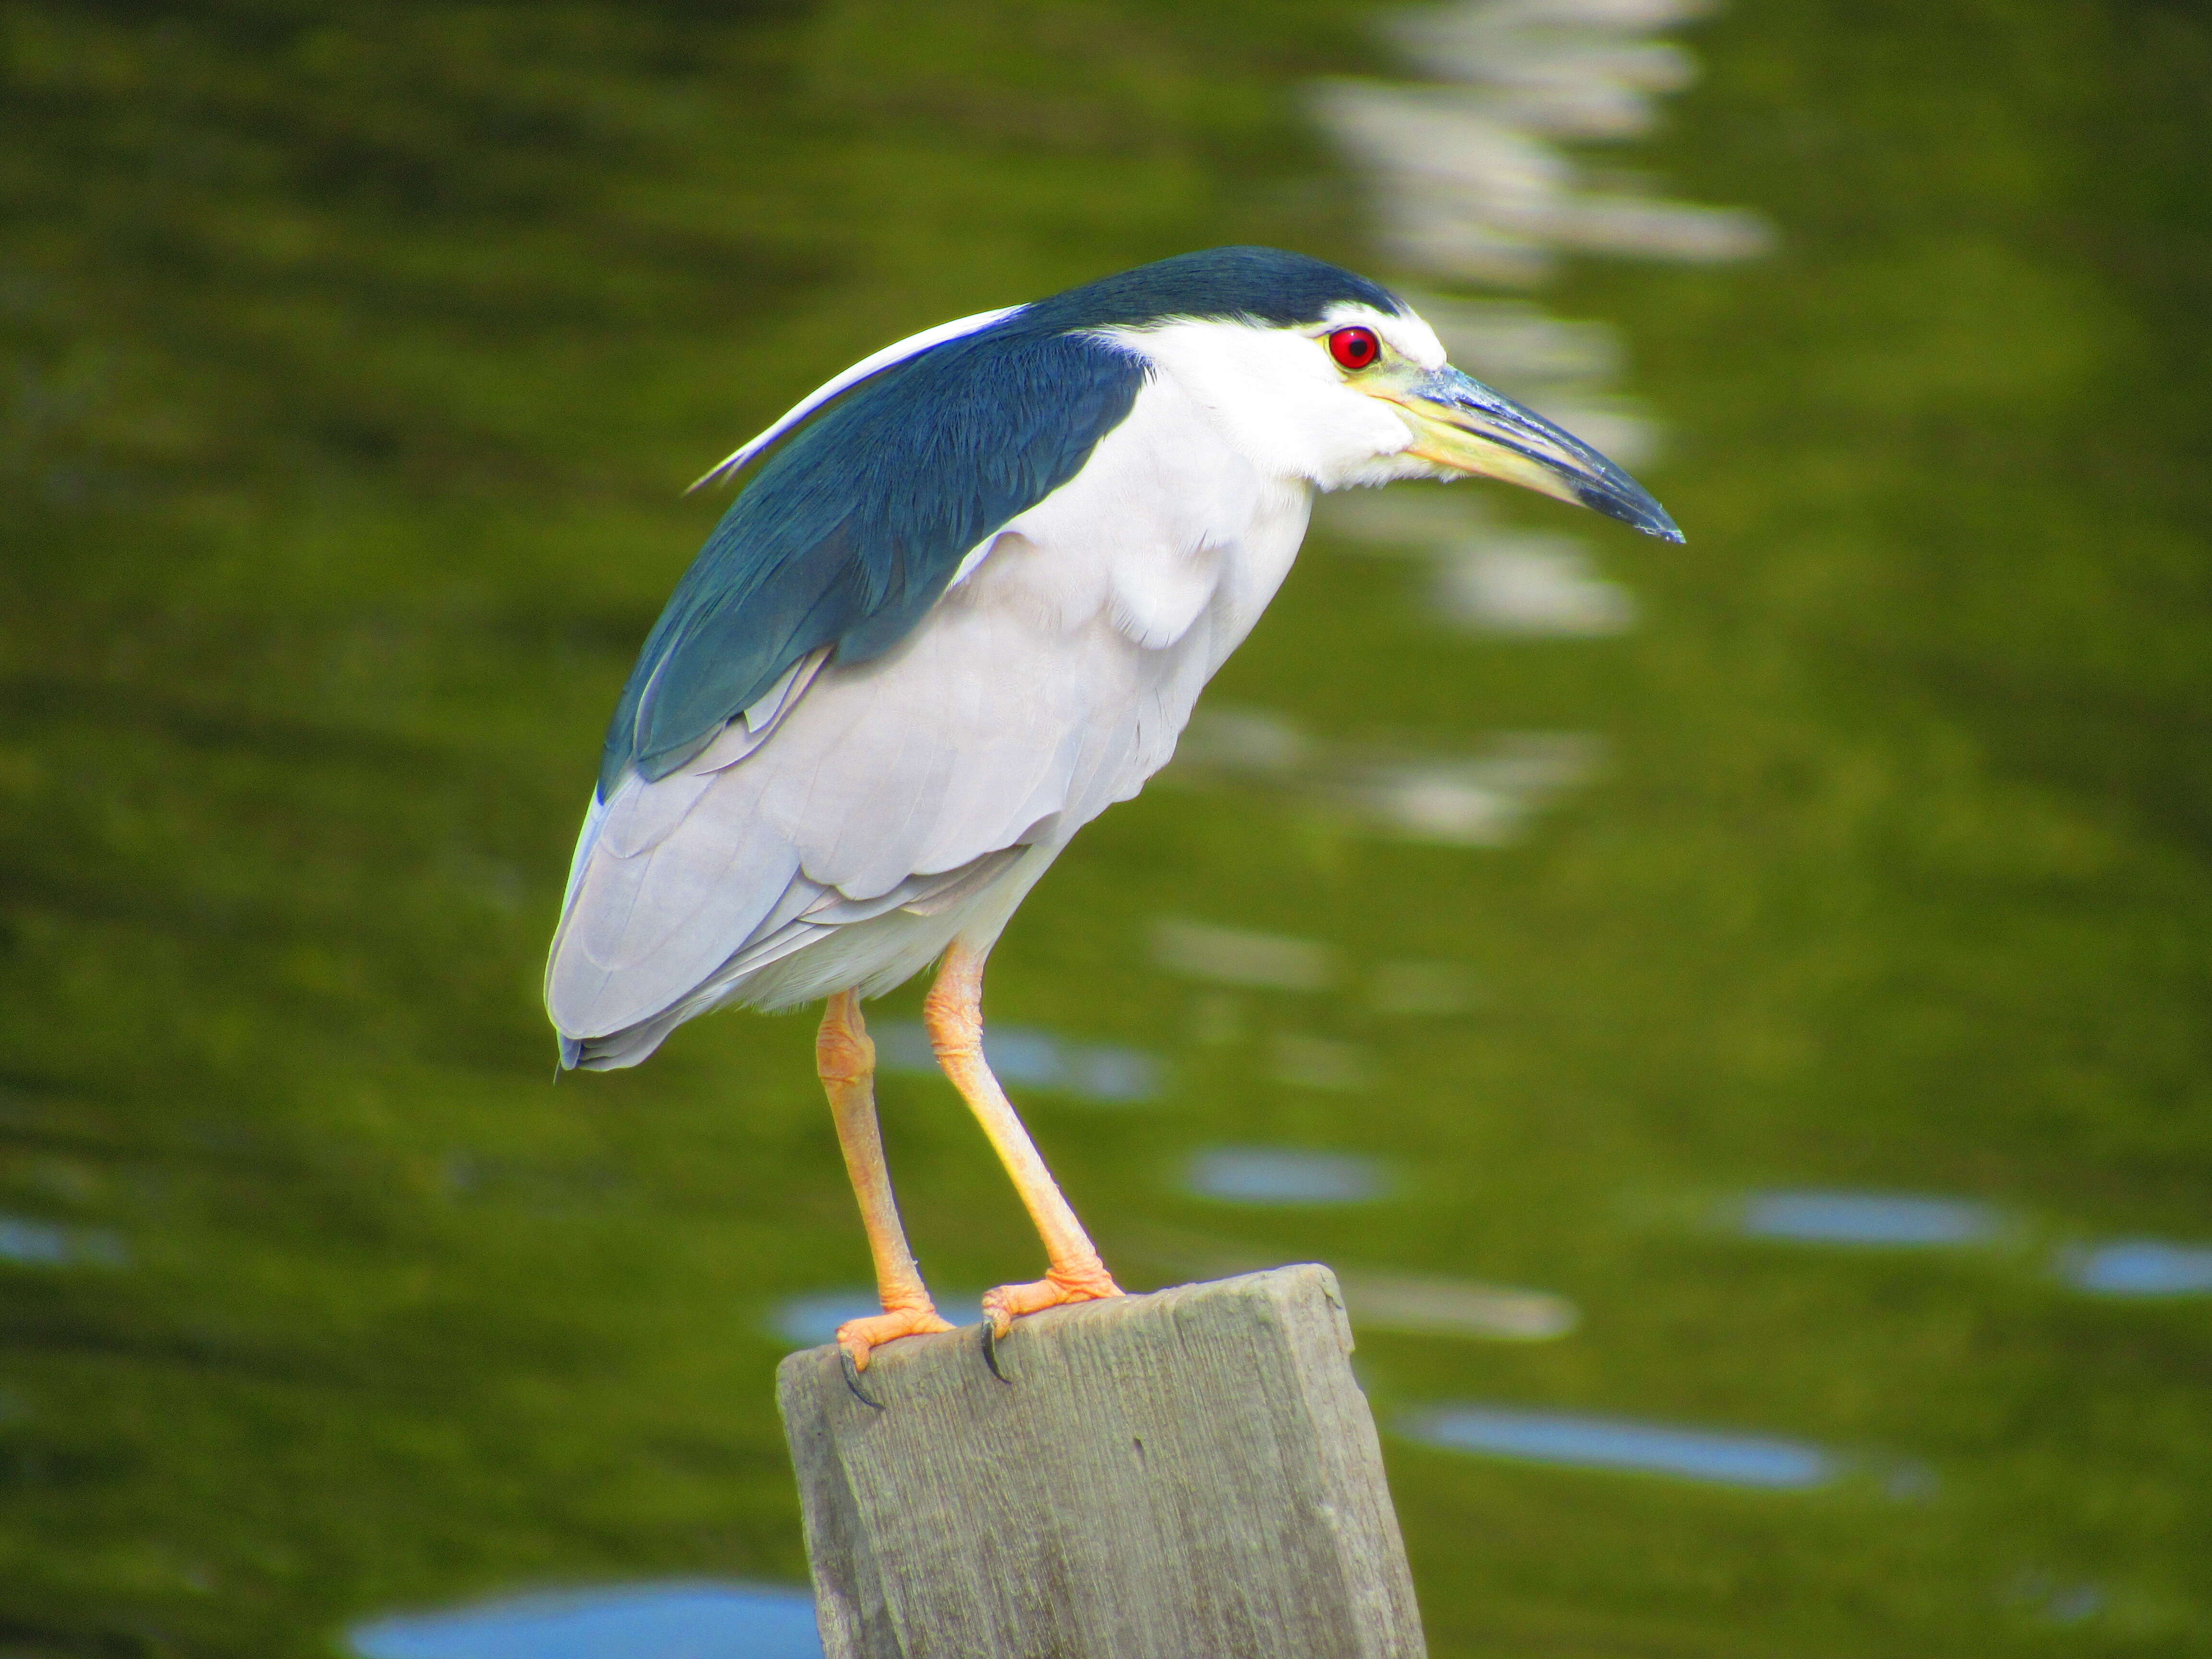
left=1096, top=307, right=1447, bottom=492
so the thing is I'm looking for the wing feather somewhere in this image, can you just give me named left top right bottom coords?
left=598, top=322, right=1146, bottom=794
left=690, top=307, right=1025, bottom=490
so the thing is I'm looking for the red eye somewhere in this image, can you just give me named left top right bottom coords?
left=1327, top=326, right=1381, bottom=370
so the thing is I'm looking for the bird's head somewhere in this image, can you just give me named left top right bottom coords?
left=1069, top=248, right=1682, bottom=543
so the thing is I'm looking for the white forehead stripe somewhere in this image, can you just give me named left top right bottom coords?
left=1318, top=300, right=1444, bottom=371
left=689, top=304, right=1026, bottom=491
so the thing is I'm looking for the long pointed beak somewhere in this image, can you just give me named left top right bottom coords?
left=1376, top=365, right=1684, bottom=543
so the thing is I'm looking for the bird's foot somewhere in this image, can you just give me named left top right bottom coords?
left=981, top=1261, right=1124, bottom=1339
left=835, top=1302, right=955, bottom=1374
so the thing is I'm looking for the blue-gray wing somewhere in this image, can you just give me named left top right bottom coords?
left=598, top=322, right=1147, bottom=796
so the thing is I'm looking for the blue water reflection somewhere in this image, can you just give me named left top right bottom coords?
left=871, top=1021, right=1161, bottom=1105
left=350, top=1582, right=821, bottom=1659
left=1400, top=1405, right=1837, bottom=1490
left=0, top=1215, right=127, bottom=1268
left=2060, top=1240, right=2212, bottom=1298
left=769, top=1289, right=986, bottom=1348
left=1186, top=1148, right=1389, bottom=1205
left=1735, top=1191, right=1998, bottom=1248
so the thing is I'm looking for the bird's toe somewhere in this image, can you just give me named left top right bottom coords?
left=834, top=1304, right=955, bottom=1378
left=980, top=1264, right=1124, bottom=1339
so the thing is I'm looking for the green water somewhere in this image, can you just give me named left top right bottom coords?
left=5, top=1, right=2211, bottom=1653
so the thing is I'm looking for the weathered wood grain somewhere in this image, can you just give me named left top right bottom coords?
left=777, top=1264, right=1427, bottom=1659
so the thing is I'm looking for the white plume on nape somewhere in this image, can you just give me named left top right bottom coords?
left=688, top=305, right=1027, bottom=491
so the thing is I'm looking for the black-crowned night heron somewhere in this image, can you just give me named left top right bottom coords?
left=546, top=247, right=1678, bottom=1383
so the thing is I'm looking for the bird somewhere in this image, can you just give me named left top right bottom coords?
left=545, top=245, right=1679, bottom=1384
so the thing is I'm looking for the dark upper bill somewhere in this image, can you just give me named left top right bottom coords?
left=1374, top=364, right=1684, bottom=543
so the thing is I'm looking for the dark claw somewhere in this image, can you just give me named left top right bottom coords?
left=979, top=1321, right=1012, bottom=1385
left=839, top=1345, right=885, bottom=1410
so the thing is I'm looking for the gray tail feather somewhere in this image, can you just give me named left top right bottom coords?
left=559, top=1012, right=687, bottom=1071
left=550, top=847, right=1032, bottom=1071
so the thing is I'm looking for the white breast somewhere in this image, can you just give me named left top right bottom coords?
left=958, top=368, right=1313, bottom=666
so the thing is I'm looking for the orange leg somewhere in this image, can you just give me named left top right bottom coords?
left=925, top=940, right=1123, bottom=1336
left=817, top=990, right=951, bottom=1371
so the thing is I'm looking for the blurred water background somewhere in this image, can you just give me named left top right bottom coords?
left=5, top=0, right=2212, bottom=1654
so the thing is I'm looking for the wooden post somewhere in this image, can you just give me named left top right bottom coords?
left=777, top=1264, right=1427, bottom=1659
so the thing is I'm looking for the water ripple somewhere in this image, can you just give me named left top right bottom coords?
left=351, top=1582, right=821, bottom=1659
left=1400, top=1404, right=1837, bottom=1489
